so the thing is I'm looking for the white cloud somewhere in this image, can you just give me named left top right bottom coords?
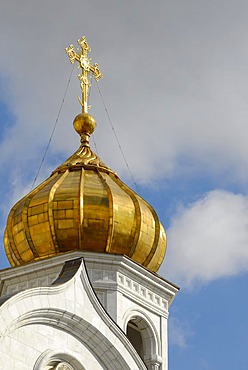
left=169, top=316, right=194, bottom=348
left=161, top=190, right=248, bottom=288
left=0, top=1, right=248, bottom=187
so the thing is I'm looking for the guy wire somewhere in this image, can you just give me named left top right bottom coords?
left=88, top=76, right=100, bottom=156
left=31, top=64, right=75, bottom=191
left=96, top=81, right=138, bottom=191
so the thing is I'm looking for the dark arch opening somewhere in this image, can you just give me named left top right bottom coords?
left=127, top=320, right=144, bottom=359
left=126, top=315, right=161, bottom=369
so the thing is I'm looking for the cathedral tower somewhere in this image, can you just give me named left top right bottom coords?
left=0, top=37, right=179, bottom=370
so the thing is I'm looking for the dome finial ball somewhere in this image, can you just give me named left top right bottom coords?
left=73, top=113, right=96, bottom=146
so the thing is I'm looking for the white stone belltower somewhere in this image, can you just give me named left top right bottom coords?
left=0, top=36, right=179, bottom=370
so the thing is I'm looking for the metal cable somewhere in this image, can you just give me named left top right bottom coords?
left=31, top=64, right=75, bottom=191
left=88, top=75, right=99, bottom=155
left=96, top=81, right=138, bottom=191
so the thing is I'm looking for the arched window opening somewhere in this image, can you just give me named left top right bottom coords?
left=34, top=350, right=86, bottom=370
left=127, top=321, right=144, bottom=359
left=44, top=362, right=75, bottom=370
left=126, top=315, right=162, bottom=370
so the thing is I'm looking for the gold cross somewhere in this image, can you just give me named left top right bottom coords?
left=65, top=36, right=103, bottom=113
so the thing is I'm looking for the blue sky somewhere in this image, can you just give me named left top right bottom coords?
left=0, top=1, right=247, bottom=369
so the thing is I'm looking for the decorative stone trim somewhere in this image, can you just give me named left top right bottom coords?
left=117, top=272, right=169, bottom=311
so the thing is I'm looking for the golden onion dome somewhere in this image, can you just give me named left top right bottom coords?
left=3, top=36, right=167, bottom=273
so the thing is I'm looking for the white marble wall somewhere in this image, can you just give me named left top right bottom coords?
left=0, top=252, right=179, bottom=370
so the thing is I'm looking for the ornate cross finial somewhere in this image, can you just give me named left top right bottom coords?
left=65, top=36, right=103, bottom=113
